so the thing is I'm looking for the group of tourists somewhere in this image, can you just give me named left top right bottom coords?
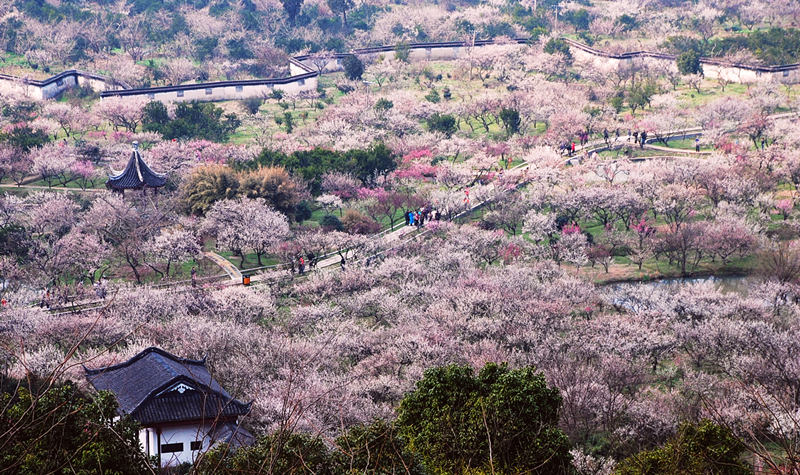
left=295, top=252, right=318, bottom=274
left=39, top=280, right=107, bottom=309
left=630, top=130, right=648, bottom=148
left=602, top=128, right=622, bottom=145
left=563, top=132, right=592, bottom=157
left=563, top=128, right=654, bottom=155
left=406, top=206, right=440, bottom=228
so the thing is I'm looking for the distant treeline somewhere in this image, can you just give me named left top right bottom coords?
left=664, top=28, right=800, bottom=66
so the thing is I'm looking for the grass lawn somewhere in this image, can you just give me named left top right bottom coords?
left=24, top=178, right=105, bottom=190
left=598, top=147, right=664, bottom=159
left=218, top=249, right=281, bottom=270
left=0, top=52, right=53, bottom=79
left=659, top=137, right=713, bottom=151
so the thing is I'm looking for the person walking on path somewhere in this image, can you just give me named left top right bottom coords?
left=409, top=211, right=415, bottom=226
left=405, top=211, right=410, bottom=226
left=640, top=131, right=647, bottom=149
left=603, top=129, right=609, bottom=146
left=695, top=137, right=701, bottom=152
left=570, top=141, right=576, bottom=156
left=299, top=256, right=305, bottom=274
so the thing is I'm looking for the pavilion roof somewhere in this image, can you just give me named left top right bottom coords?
left=106, top=143, right=167, bottom=190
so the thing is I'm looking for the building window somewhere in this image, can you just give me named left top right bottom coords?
left=205, top=88, right=213, bottom=95
left=235, top=85, right=243, bottom=92
left=177, top=90, right=184, bottom=97
left=56, top=79, right=64, bottom=86
left=190, top=441, right=203, bottom=450
left=148, top=93, right=155, bottom=99
left=784, top=70, right=790, bottom=77
left=298, top=79, right=305, bottom=85
left=161, top=443, right=183, bottom=453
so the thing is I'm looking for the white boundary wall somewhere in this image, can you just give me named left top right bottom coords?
left=564, top=38, right=800, bottom=85
left=2, top=39, right=797, bottom=103
left=0, top=70, right=122, bottom=100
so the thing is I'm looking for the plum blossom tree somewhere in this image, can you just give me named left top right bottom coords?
left=523, top=211, right=558, bottom=246
left=204, top=197, right=290, bottom=266
left=42, top=103, right=86, bottom=138
left=48, top=230, right=111, bottom=284
left=81, top=193, right=173, bottom=284
left=654, top=184, right=704, bottom=231
left=555, top=225, right=589, bottom=269
left=92, top=97, right=148, bottom=133
left=316, top=194, right=344, bottom=217
left=70, top=160, right=101, bottom=190
left=30, top=143, right=77, bottom=188
left=482, top=193, right=531, bottom=236
left=162, top=57, right=198, bottom=85
left=23, top=192, right=78, bottom=239
left=701, top=215, right=759, bottom=265
left=358, top=188, right=406, bottom=230
left=629, top=216, right=656, bottom=270
left=655, top=222, right=707, bottom=275
left=145, top=227, right=201, bottom=277
left=0, top=145, right=17, bottom=184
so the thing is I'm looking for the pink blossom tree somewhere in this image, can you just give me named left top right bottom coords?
left=92, top=97, right=148, bottom=133
left=145, top=227, right=202, bottom=277
left=30, top=143, right=77, bottom=188
left=203, top=197, right=290, bottom=267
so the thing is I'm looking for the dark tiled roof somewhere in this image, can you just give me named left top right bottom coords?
left=135, top=389, right=251, bottom=426
left=84, top=347, right=251, bottom=425
left=106, top=150, right=167, bottom=190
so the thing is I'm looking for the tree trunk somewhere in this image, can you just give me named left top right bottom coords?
left=125, top=253, right=142, bottom=284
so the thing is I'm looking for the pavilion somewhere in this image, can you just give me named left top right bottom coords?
left=106, top=142, right=167, bottom=192
left=84, top=347, right=253, bottom=467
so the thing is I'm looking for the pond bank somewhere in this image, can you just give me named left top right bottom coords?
left=592, top=268, right=756, bottom=287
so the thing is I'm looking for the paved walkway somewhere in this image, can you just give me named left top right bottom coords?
left=642, top=143, right=711, bottom=155
left=0, top=183, right=104, bottom=192
left=316, top=224, right=419, bottom=269
left=203, top=251, right=243, bottom=282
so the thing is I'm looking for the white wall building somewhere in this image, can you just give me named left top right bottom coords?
left=84, top=347, right=253, bottom=467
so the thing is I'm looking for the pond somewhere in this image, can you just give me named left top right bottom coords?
left=608, top=275, right=756, bottom=295
left=601, top=274, right=760, bottom=312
